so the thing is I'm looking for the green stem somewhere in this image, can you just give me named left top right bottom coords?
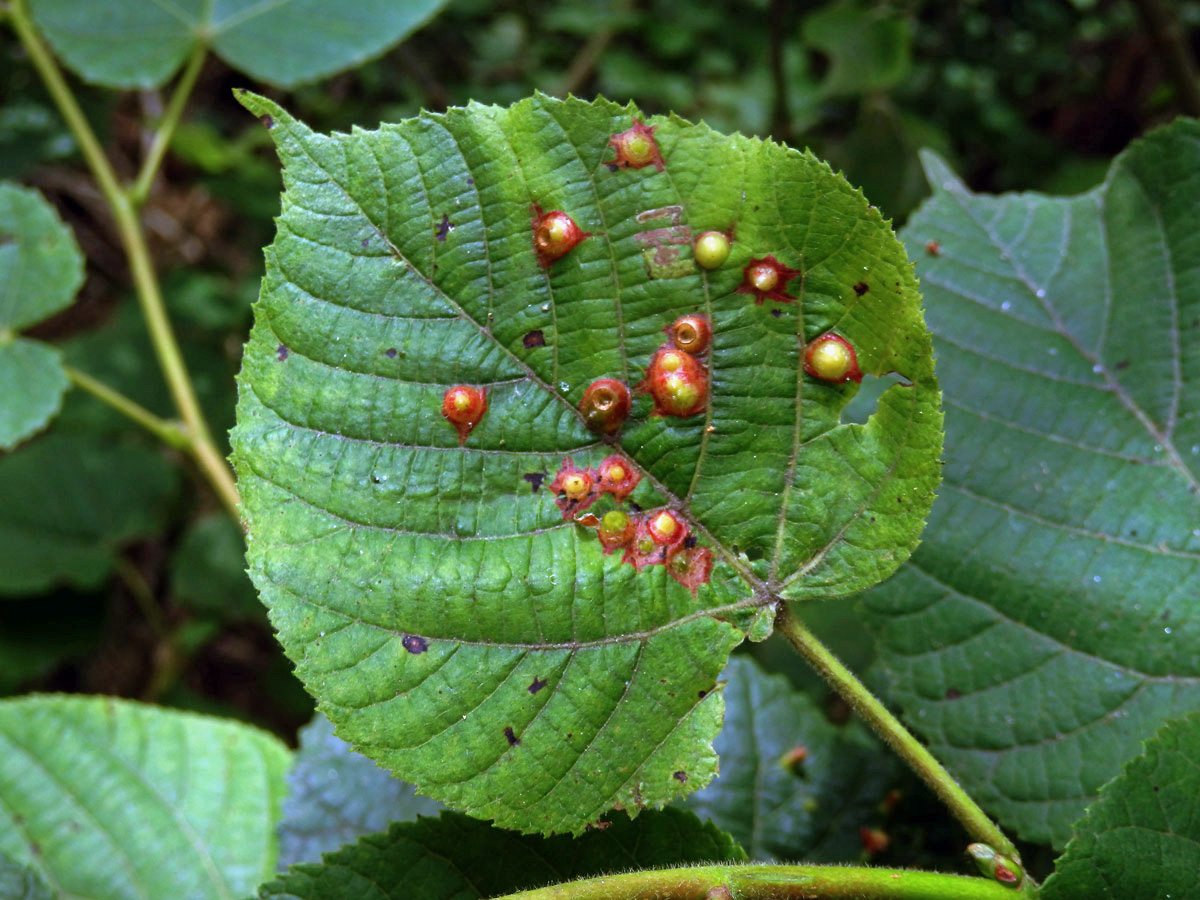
left=129, top=42, right=207, bottom=207
left=65, top=365, right=190, bottom=450
left=494, top=863, right=1020, bottom=900
left=113, top=555, right=167, bottom=639
left=775, top=605, right=1021, bottom=864
left=10, top=0, right=242, bottom=522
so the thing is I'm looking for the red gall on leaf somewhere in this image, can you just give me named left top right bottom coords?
left=736, top=255, right=801, bottom=305
left=531, top=205, right=590, bottom=266
left=597, top=509, right=637, bottom=555
left=597, top=454, right=640, bottom=500
left=924, top=239, right=941, bottom=256
left=667, top=545, right=713, bottom=597
left=549, top=457, right=600, bottom=519
left=441, top=385, right=488, bottom=445
left=637, top=347, right=709, bottom=418
left=780, top=745, right=808, bottom=772
left=579, top=378, right=632, bottom=434
left=605, top=118, right=665, bottom=171
left=804, top=333, right=862, bottom=383
left=624, top=508, right=690, bottom=571
left=665, top=314, right=711, bottom=355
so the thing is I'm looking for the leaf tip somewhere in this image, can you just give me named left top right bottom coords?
left=917, top=150, right=966, bottom=195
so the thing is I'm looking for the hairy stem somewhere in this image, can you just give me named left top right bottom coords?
left=493, top=863, right=1019, bottom=900
left=775, top=605, right=1021, bottom=864
left=10, top=0, right=241, bottom=521
left=65, top=365, right=190, bottom=450
left=130, top=42, right=207, bottom=206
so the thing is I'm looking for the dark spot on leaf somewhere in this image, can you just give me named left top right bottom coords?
left=945, top=688, right=961, bottom=700
left=586, top=819, right=612, bottom=830
left=1115, top=359, right=1130, bottom=370
left=567, top=733, right=572, bottom=739
left=673, top=770, right=688, bottom=783
left=698, top=690, right=707, bottom=698
left=771, top=309, right=783, bottom=318
left=628, top=502, right=642, bottom=513
left=402, top=634, right=428, bottom=654
left=924, top=240, right=941, bottom=256
left=260, top=114, right=274, bottom=128
left=1154, top=785, right=1160, bottom=792
left=683, top=535, right=698, bottom=549
left=276, top=345, right=288, bottom=361
left=606, top=163, right=620, bottom=172
left=385, top=348, right=398, bottom=358
left=361, top=238, right=369, bottom=248
left=528, top=676, right=548, bottom=694
left=523, top=472, right=545, bottom=492
left=523, top=329, right=546, bottom=348
left=435, top=213, right=454, bottom=242
left=504, top=726, right=520, bottom=746
left=466, top=177, right=474, bottom=186
left=854, top=282, right=869, bottom=296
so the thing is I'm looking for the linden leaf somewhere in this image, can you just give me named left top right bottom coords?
left=28, top=0, right=448, bottom=89
left=1041, top=712, right=1200, bottom=900
left=0, top=695, right=291, bottom=900
left=232, top=92, right=941, bottom=834
left=260, top=809, right=744, bottom=900
left=860, top=118, right=1200, bottom=848
left=0, top=181, right=84, bottom=450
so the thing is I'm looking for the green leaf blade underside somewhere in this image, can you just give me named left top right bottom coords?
left=0, top=695, right=291, bottom=900
left=1042, top=712, right=1200, bottom=900
left=260, top=809, right=745, bottom=900
left=0, top=339, right=68, bottom=451
left=233, top=92, right=940, bottom=834
left=684, top=656, right=901, bottom=861
left=28, top=0, right=449, bottom=89
left=277, top=712, right=442, bottom=869
left=860, top=118, right=1200, bottom=848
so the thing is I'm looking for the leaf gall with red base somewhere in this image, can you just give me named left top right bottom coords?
left=531, top=204, right=590, bottom=266
left=549, top=457, right=600, bottom=519
left=666, top=314, right=711, bottom=355
left=736, top=255, right=800, bottom=305
left=804, top=333, right=862, bottom=383
left=441, top=385, right=488, bottom=445
left=637, top=347, right=709, bottom=418
left=606, top=118, right=665, bottom=171
left=579, top=378, right=632, bottom=434
left=597, top=454, right=640, bottom=499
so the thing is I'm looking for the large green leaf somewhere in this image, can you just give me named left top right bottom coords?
left=28, top=0, right=449, bottom=89
left=0, top=695, right=291, bottom=900
left=261, top=809, right=744, bottom=900
left=1042, top=711, right=1200, bottom=900
left=0, top=432, right=179, bottom=595
left=0, top=181, right=83, bottom=449
left=233, top=92, right=941, bottom=834
left=684, top=656, right=901, bottom=861
left=859, top=118, right=1200, bottom=848
left=277, top=712, right=442, bottom=869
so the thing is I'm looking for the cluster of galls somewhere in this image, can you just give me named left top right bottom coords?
left=637, top=314, right=712, bottom=418
left=549, top=455, right=640, bottom=519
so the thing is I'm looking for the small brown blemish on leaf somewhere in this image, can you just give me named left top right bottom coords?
left=673, top=770, right=688, bottom=783
left=523, top=472, right=545, bottom=492
left=385, top=348, right=398, bottom=358
left=683, top=535, right=698, bottom=549
left=523, top=329, right=546, bottom=348
left=466, top=177, right=474, bottom=186
left=436, top=214, right=454, bottom=242
left=854, top=281, right=869, bottom=296
left=945, top=687, right=961, bottom=699
left=504, top=726, right=520, bottom=746
left=276, top=345, right=289, bottom=361
left=585, top=820, right=612, bottom=831
left=528, top=676, right=548, bottom=694
left=698, top=689, right=707, bottom=698
left=361, top=238, right=369, bottom=248
left=1115, top=359, right=1130, bottom=370
left=402, top=634, right=428, bottom=654
left=260, top=114, right=274, bottom=128
left=925, top=240, right=941, bottom=256
left=770, top=309, right=783, bottom=318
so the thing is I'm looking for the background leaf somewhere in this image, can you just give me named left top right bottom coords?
left=171, top=513, right=262, bottom=620
left=261, top=809, right=744, bottom=900
left=277, top=712, right=441, bottom=869
left=1042, top=711, right=1200, bottom=900
left=0, top=433, right=179, bottom=595
left=859, top=117, right=1200, bottom=848
left=28, top=0, right=450, bottom=89
left=0, top=853, right=54, bottom=900
left=0, top=181, right=83, bottom=449
left=233, top=92, right=940, bottom=834
left=684, top=656, right=901, bottom=861
left=0, top=695, right=291, bottom=900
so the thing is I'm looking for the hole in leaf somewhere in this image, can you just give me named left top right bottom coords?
left=840, top=372, right=911, bottom=425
